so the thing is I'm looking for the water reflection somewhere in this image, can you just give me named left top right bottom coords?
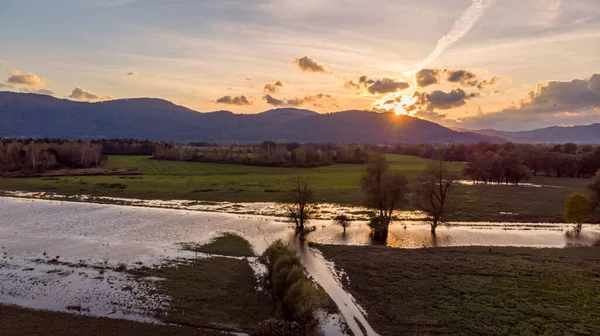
left=306, top=220, right=600, bottom=249
left=455, top=180, right=566, bottom=188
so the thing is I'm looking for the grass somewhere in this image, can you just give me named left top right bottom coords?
left=0, top=154, right=597, bottom=222
left=181, top=233, right=256, bottom=257
left=131, top=235, right=270, bottom=332
left=316, top=244, right=600, bottom=336
left=0, top=304, right=223, bottom=336
left=447, top=176, right=595, bottom=222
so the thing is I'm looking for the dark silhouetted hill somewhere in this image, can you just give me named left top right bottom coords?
left=0, top=92, right=500, bottom=143
left=458, top=124, right=600, bottom=144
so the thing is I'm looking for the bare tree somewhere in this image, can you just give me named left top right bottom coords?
left=414, top=161, right=458, bottom=234
left=285, top=178, right=314, bottom=237
left=360, top=152, right=409, bottom=240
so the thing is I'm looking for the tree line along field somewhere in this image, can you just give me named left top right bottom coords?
left=0, top=155, right=595, bottom=222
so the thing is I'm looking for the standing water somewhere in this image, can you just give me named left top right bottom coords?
left=1, top=196, right=598, bottom=335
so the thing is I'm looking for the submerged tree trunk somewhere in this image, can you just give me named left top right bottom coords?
left=575, top=222, right=583, bottom=236
left=431, top=216, right=440, bottom=234
left=371, top=228, right=389, bottom=243
left=370, top=216, right=390, bottom=243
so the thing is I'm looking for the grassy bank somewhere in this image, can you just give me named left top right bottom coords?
left=317, top=244, right=600, bottom=336
left=0, top=155, right=595, bottom=222
left=132, top=234, right=270, bottom=332
left=181, top=233, right=257, bottom=257
left=0, top=305, right=223, bottom=336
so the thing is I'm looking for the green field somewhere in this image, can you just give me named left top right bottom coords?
left=0, top=155, right=463, bottom=205
left=317, top=244, right=600, bottom=336
left=0, top=155, right=596, bottom=222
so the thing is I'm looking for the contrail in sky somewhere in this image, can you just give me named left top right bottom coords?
left=374, top=0, right=496, bottom=111
left=412, top=0, right=496, bottom=74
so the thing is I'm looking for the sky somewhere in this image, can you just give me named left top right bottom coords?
left=0, top=0, right=599, bottom=131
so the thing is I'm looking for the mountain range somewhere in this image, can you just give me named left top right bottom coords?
left=454, top=125, right=600, bottom=144
left=0, top=91, right=598, bottom=144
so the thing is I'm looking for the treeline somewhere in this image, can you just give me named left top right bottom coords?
left=391, top=142, right=600, bottom=179
left=153, top=142, right=370, bottom=167
left=92, top=139, right=170, bottom=156
left=0, top=139, right=104, bottom=173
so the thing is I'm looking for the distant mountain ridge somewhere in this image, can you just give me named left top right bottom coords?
left=458, top=124, right=600, bottom=144
left=0, top=91, right=500, bottom=143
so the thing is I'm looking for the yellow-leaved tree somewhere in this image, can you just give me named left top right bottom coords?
left=564, top=193, right=593, bottom=234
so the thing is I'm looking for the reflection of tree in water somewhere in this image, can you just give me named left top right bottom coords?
left=337, top=231, right=349, bottom=244
left=564, top=228, right=600, bottom=247
left=565, top=228, right=582, bottom=240
left=375, top=226, right=452, bottom=248
left=430, top=232, right=439, bottom=247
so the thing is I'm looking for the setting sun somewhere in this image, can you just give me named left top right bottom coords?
left=394, top=105, right=407, bottom=115
left=387, top=94, right=418, bottom=116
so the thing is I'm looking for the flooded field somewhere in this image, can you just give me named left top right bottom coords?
left=0, top=190, right=425, bottom=221
left=1, top=195, right=598, bottom=336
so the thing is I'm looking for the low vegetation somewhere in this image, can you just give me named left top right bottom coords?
left=317, top=244, right=600, bottom=336
left=0, top=304, right=222, bottom=336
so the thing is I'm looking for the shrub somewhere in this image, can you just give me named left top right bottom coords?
left=260, top=240, right=320, bottom=325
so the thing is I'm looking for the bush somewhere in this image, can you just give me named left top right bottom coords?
left=260, top=240, right=320, bottom=325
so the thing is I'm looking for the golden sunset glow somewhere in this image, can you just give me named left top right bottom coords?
left=394, top=105, right=406, bottom=115
left=376, top=92, right=418, bottom=116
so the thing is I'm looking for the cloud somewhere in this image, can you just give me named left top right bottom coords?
left=345, top=75, right=409, bottom=94
left=414, top=69, right=501, bottom=89
left=409, top=88, right=480, bottom=112
left=7, top=70, right=44, bottom=86
left=367, top=78, right=410, bottom=94
left=69, top=87, right=113, bottom=101
left=263, top=93, right=331, bottom=107
left=446, top=70, right=478, bottom=86
left=459, top=73, right=600, bottom=130
left=263, top=80, right=284, bottom=94
left=344, top=75, right=372, bottom=90
left=415, top=69, right=441, bottom=87
left=127, top=72, right=138, bottom=76
left=214, top=95, right=253, bottom=106
left=292, top=56, right=330, bottom=74
left=477, top=76, right=501, bottom=89
left=264, top=94, right=285, bottom=106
